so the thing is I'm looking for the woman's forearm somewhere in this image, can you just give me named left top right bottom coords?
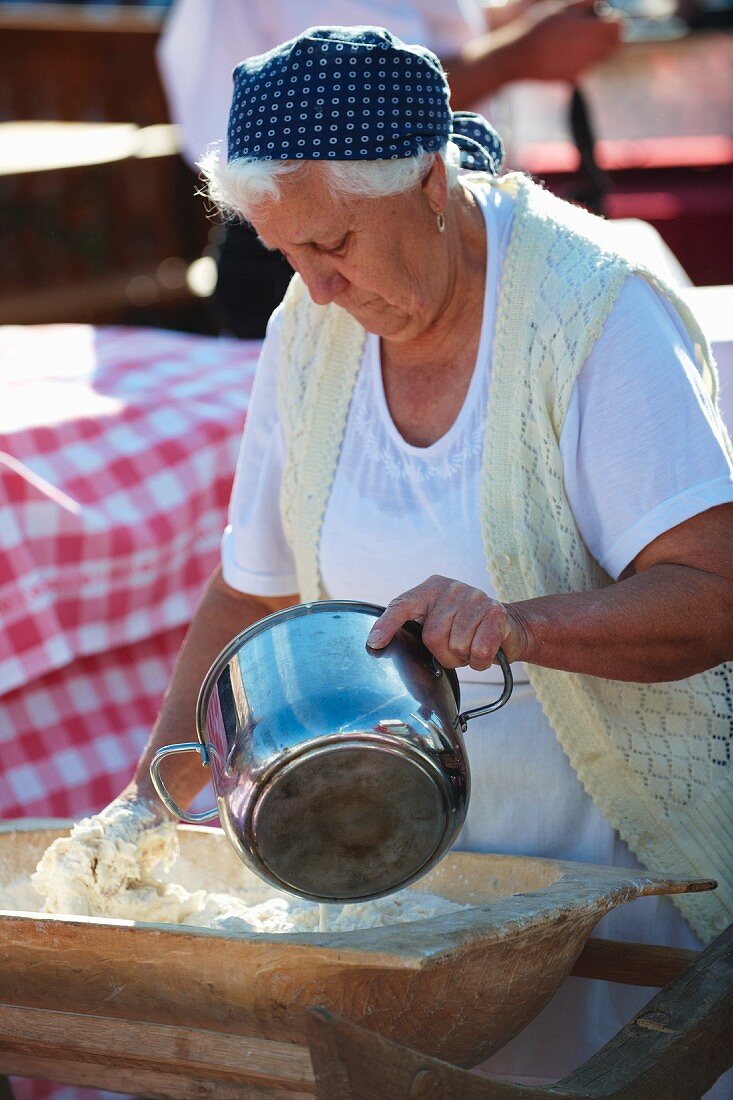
left=369, top=506, right=733, bottom=679
left=439, top=33, right=526, bottom=108
left=440, top=1, right=622, bottom=109
left=124, top=568, right=297, bottom=812
left=510, top=564, right=733, bottom=682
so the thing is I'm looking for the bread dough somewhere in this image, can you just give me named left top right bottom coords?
left=30, top=800, right=186, bottom=921
left=3, top=807, right=471, bottom=933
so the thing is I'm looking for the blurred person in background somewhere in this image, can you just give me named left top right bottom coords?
left=158, top=0, right=622, bottom=337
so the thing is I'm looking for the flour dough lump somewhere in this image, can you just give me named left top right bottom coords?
left=2, top=803, right=471, bottom=933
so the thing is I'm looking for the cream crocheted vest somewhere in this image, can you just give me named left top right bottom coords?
left=278, top=172, right=733, bottom=943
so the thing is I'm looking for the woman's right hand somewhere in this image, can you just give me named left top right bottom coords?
left=116, top=778, right=175, bottom=823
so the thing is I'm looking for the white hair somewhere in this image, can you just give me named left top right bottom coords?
left=198, top=142, right=462, bottom=224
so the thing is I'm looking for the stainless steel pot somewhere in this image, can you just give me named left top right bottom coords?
left=150, top=600, right=512, bottom=903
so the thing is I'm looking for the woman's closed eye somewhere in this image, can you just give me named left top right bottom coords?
left=318, top=235, right=349, bottom=257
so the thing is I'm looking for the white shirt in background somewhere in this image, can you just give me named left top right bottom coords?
left=157, top=0, right=483, bottom=168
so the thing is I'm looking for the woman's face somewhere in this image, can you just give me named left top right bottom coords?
left=248, top=160, right=462, bottom=343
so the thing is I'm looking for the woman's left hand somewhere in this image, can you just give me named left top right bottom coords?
left=366, top=575, right=529, bottom=670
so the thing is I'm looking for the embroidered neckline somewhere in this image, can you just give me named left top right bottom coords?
left=350, top=381, right=486, bottom=484
left=353, top=179, right=505, bottom=474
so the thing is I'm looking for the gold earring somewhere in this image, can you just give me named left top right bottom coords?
left=436, top=211, right=446, bottom=233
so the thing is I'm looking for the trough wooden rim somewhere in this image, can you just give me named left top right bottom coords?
left=0, top=818, right=717, bottom=971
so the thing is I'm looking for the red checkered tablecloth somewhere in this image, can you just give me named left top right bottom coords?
left=0, top=324, right=259, bottom=700
left=0, top=323, right=259, bottom=1100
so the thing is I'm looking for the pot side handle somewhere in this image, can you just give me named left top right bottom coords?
left=149, top=743, right=220, bottom=823
left=456, top=649, right=513, bottom=732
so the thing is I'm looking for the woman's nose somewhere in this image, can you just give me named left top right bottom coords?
left=297, top=256, right=348, bottom=305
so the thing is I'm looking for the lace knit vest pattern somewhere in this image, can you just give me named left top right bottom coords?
left=278, top=173, right=733, bottom=943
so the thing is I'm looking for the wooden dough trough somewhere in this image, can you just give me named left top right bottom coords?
left=0, top=819, right=715, bottom=1098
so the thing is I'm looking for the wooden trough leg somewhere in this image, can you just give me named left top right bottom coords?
left=307, top=924, right=733, bottom=1100
left=0, top=1078, right=15, bottom=1100
left=557, top=922, right=733, bottom=1099
left=307, top=1008, right=534, bottom=1100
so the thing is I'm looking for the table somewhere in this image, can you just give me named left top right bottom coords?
left=0, top=325, right=259, bottom=828
left=0, top=121, right=180, bottom=177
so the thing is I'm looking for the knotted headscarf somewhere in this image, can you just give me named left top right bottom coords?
left=227, top=25, right=504, bottom=175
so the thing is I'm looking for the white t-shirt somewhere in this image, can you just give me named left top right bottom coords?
left=222, top=179, right=733, bottom=685
left=158, top=0, right=483, bottom=168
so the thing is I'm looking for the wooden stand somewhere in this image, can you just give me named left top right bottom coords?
left=0, top=824, right=724, bottom=1097
left=0, top=7, right=210, bottom=327
left=307, top=926, right=733, bottom=1100
left=0, top=932, right=729, bottom=1098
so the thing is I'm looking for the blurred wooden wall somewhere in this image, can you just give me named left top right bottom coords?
left=0, top=4, right=213, bottom=329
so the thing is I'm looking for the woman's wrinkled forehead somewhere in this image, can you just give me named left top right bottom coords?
left=251, top=166, right=369, bottom=251
left=227, top=25, right=451, bottom=166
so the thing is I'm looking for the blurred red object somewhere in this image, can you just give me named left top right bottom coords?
left=523, top=133, right=733, bottom=286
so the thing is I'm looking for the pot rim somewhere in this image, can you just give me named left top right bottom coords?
left=195, top=599, right=461, bottom=747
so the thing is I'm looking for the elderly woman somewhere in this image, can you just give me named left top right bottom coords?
left=48, top=25, right=733, bottom=1089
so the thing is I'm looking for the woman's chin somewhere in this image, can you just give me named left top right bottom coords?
left=345, top=301, right=412, bottom=339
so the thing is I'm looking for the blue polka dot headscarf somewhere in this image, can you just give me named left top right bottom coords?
left=227, top=25, right=504, bottom=175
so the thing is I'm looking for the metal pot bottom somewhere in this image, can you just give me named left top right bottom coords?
left=250, top=741, right=449, bottom=902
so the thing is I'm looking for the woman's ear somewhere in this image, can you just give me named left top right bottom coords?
left=422, top=154, right=448, bottom=214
